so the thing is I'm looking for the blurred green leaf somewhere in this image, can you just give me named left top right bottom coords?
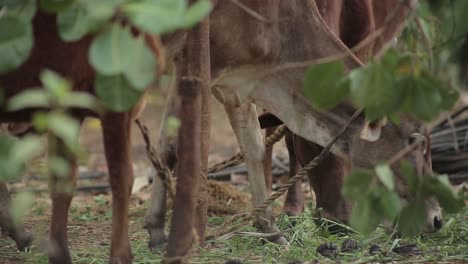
left=39, top=0, right=74, bottom=13
left=400, top=72, right=444, bottom=121
left=422, top=175, right=464, bottom=214
left=398, top=199, right=426, bottom=237
left=39, top=69, right=72, bottom=101
left=124, top=0, right=187, bottom=35
left=57, top=3, right=97, bottom=41
left=9, top=191, right=34, bottom=228
left=400, top=160, right=419, bottom=194
left=349, top=198, right=381, bottom=235
left=95, top=74, right=143, bottom=111
left=350, top=62, right=403, bottom=121
left=61, top=92, right=97, bottom=110
left=0, top=135, right=42, bottom=182
left=80, top=0, right=124, bottom=20
left=89, top=23, right=134, bottom=75
left=375, top=163, right=395, bottom=191
left=49, top=155, right=70, bottom=177
left=124, top=36, right=157, bottom=90
left=303, top=61, right=349, bottom=109
left=166, top=116, right=181, bottom=137
left=181, top=0, right=212, bottom=27
left=0, top=16, right=33, bottom=73
left=7, top=89, right=49, bottom=110
left=47, top=112, right=80, bottom=151
left=0, top=0, right=37, bottom=22
left=342, top=170, right=373, bottom=198
left=11, top=135, right=43, bottom=163
left=373, top=187, right=402, bottom=220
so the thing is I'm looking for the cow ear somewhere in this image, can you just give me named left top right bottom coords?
left=360, top=118, right=387, bottom=142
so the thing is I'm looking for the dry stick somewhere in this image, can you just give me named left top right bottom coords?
left=207, top=125, right=287, bottom=173
left=135, top=119, right=175, bottom=200
left=210, top=109, right=363, bottom=239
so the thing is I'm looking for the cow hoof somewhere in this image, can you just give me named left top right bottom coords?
left=271, top=235, right=289, bottom=246
left=316, top=242, right=338, bottom=259
left=283, top=205, right=303, bottom=217
left=340, top=238, right=359, bottom=253
left=392, top=243, right=421, bottom=256
left=109, top=255, right=133, bottom=264
left=369, top=244, right=381, bottom=255
left=48, top=240, right=72, bottom=264
left=148, top=231, right=167, bottom=251
left=14, top=230, right=33, bottom=251
left=225, top=259, right=244, bottom=264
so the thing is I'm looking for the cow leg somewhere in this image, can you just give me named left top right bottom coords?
left=294, top=137, right=351, bottom=224
left=283, top=132, right=304, bottom=216
left=145, top=81, right=179, bottom=250
left=0, top=182, right=33, bottom=251
left=101, top=112, right=133, bottom=264
left=224, top=104, right=287, bottom=245
left=47, top=136, right=78, bottom=264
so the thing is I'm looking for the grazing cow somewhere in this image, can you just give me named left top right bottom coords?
left=145, top=0, right=441, bottom=249
left=261, top=0, right=443, bottom=232
left=0, top=10, right=154, bottom=264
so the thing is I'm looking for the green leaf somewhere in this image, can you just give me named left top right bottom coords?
left=39, top=69, right=72, bottom=101
left=0, top=135, right=42, bottom=181
left=181, top=0, right=212, bottom=27
left=9, top=191, right=34, bottom=228
left=61, top=92, right=97, bottom=110
left=303, top=61, right=349, bottom=109
left=47, top=112, right=80, bottom=151
left=400, top=73, right=443, bottom=121
left=166, top=116, right=181, bottom=137
left=400, top=160, right=419, bottom=194
left=349, top=198, right=381, bottom=234
left=7, top=89, right=49, bottom=111
left=342, top=170, right=373, bottom=199
left=0, top=16, right=33, bottom=73
left=95, top=74, right=143, bottom=111
left=89, top=23, right=134, bottom=75
left=32, top=112, right=49, bottom=132
left=375, top=163, right=395, bottom=191
left=11, top=135, right=43, bottom=163
left=124, top=36, right=157, bottom=90
left=57, top=3, right=95, bottom=41
left=80, top=0, right=124, bottom=20
left=39, top=0, right=74, bottom=13
left=349, top=62, right=404, bottom=121
left=0, top=135, right=24, bottom=181
left=49, top=155, right=70, bottom=178
left=0, top=0, right=37, bottom=22
left=123, top=0, right=187, bottom=35
left=398, top=199, right=426, bottom=237
left=422, top=175, right=464, bottom=214
left=373, top=187, right=402, bottom=220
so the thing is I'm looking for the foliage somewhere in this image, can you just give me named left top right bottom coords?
left=0, top=0, right=213, bottom=111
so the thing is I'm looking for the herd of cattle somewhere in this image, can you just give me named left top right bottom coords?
left=0, top=0, right=447, bottom=263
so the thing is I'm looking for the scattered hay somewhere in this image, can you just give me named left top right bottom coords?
left=207, top=180, right=251, bottom=216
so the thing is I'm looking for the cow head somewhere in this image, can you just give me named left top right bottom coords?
left=347, top=115, right=442, bottom=232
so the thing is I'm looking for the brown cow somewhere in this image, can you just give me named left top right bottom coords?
left=0, top=10, right=154, bottom=264
left=261, top=0, right=443, bottom=232
left=145, top=0, right=440, bottom=250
